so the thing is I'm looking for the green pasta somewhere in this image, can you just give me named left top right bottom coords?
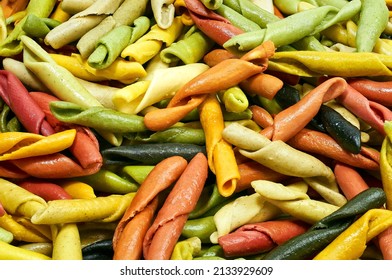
left=132, top=127, right=206, bottom=145
left=218, top=86, right=249, bottom=113
left=356, top=0, right=389, bottom=52
left=49, top=101, right=147, bottom=134
left=160, top=27, right=215, bottom=64
left=182, top=216, right=217, bottom=243
left=216, top=3, right=261, bottom=32
left=224, top=0, right=361, bottom=51
left=223, top=0, right=280, bottom=28
left=79, top=169, right=140, bottom=194
left=88, top=16, right=151, bottom=69
left=22, top=14, right=60, bottom=38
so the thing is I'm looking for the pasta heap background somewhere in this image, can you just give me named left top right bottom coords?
left=0, top=0, right=392, bottom=260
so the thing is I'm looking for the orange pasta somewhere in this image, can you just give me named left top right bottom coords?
left=113, top=198, right=158, bottom=260
left=288, top=128, right=380, bottom=170
left=143, top=40, right=276, bottom=131
left=249, top=105, right=274, bottom=128
left=112, top=156, right=188, bottom=250
left=199, top=94, right=239, bottom=197
left=261, top=77, right=347, bottom=142
left=334, top=162, right=370, bottom=200
left=143, top=153, right=208, bottom=260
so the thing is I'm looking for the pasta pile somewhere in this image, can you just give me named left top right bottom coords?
left=0, top=0, right=392, bottom=260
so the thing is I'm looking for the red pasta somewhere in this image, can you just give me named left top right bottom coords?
left=348, top=78, right=392, bottom=107
left=337, top=84, right=392, bottom=136
left=0, top=70, right=54, bottom=135
left=19, top=179, right=72, bottom=201
left=218, top=220, right=309, bottom=257
left=184, top=0, right=243, bottom=46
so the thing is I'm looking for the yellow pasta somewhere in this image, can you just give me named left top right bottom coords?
left=199, top=94, right=240, bottom=197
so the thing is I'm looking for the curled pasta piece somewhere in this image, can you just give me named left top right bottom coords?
left=0, top=178, right=47, bottom=219
left=252, top=180, right=339, bottom=224
left=87, top=16, right=150, bottom=70
left=160, top=26, right=215, bottom=65
left=31, top=193, right=135, bottom=224
left=0, top=70, right=54, bottom=135
left=356, top=0, right=389, bottom=53
left=334, top=162, right=371, bottom=200
left=220, top=0, right=278, bottom=29
left=121, top=17, right=183, bottom=64
left=199, top=94, right=239, bottom=197
left=61, top=181, right=96, bottom=199
left=152, top=0, right=176, bottom=29
left=116, top=63, right=209, bottom=115
left=287, top=128, right=380, bottom=170
left=19, top=179, right=72, bottom=201
left=0, top=130, right=75, bottom=161
left=0, top=213, right=49, bottom=243
left=337, top=84, right=392, bottom=136
left=51, top=223, right=82, bottom=260
left=170, top=237, right=202, bottom=260
left=261, top=77, right=347, bottom=142
left=184, top=0, right=243, bottom=46
left=114, top=198, right=158, bottom=260
left=214, top=3, right=261, bottom=33
left=269, top=50, right=392, bottom=77
left=22, top=35, right=101, bottom=107
left=348, top=78, right=392, bottom=107
left=210, top=191, right=283, bottom=243
left=60, top=0, right=95, bottom=15
left=50, top=53, right=147, bottom=84
left=78, top=168, right=139, bottom=195
left=218, top=219, right=309, bottom=258
left=49, top=101, right=147, bottom=134
left=236, top=160, right=288, bottom=192
left=223, top=122, right=347, bottom=206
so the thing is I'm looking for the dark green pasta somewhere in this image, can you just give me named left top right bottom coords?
left=82, top=239, right=113, bottom=260
left=101, top=143, right=207, bottom=165
left=319, top=104, right=361, bottom=154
